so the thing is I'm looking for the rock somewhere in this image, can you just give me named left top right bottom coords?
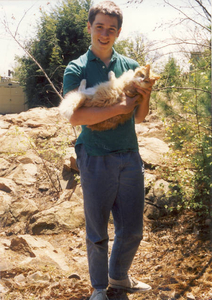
left=68, top=273, right=81, bottom=280
left=0, top=126, right=33, bottom=154
left=10, top=198, right=39, bottom=221
left=1, top=196, right=39, bottom=228
left=14, top=273, right=26, bottom=285
left=145, top=173, right=157, bottom=194
left=187, top=293, right=195, bottom=300
left=0, top=158, right=10, bottom=176
left=27, top=271, right=50, bottom=283
left=0, top=119, right=10, bottom=129
left=0, top=178, right=17, bottom=193
left=0, top=191, right=12, bottom=213
left=0, top=282, right=9, bottom=294
left=145, top=179, right=178, bottom=219
left=138, top=137, right=169, bottom=167
left=16, top=151, right=43, bottom=164
left=3, top=107, right=59, bottom=127
left=0, top=119, right=10, bottom=138
left=0, top=191, right=13, bottom=224
left=7, top=163, right=37, bottom=186
left=10, top=237, right=36, bottom=257
left=205, top=219, right=211, bottom=226
left=29, top=193, right=84, bottom=234
left=0, top=234, right=70, bottom=272
left=18, top=235, right=70, bottom=271
left=9, top=221, right=29, bottom=235
left=136, top=114, right=165, bottom=140
left=62, top=147, right=79, bottom=172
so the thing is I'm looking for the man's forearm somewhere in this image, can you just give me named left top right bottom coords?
left=69, top=94, right=140, bottom=126
left=69, top=103, right=126, bottom=126
left=134, top=97, right=150, bottom=124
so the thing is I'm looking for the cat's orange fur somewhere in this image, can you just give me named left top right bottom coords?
left=59, top=64, right=160, bottom=131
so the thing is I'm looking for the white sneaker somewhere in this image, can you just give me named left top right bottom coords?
left=90, top=289, right=109, bottom=300
left=109, top=276, right=151, bottom=293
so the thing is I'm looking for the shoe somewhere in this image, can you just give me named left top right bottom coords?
left=90, top=289, right=109, bottom=300
left=109, top=276, right=151, bottom=293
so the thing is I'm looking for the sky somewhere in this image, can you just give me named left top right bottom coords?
left=0, top=0, right=209, bottom=76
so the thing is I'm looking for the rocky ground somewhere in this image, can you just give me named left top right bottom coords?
left=0, top=108, right=211, bottom=300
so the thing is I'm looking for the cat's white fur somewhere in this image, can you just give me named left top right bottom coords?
left=59, top=64, right=160, bottom=131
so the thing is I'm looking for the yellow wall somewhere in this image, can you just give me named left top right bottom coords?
left=0, top=81, right=27, bottom=114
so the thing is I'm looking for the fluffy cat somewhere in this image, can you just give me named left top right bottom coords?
left=59, top=64, right=160, bottom=131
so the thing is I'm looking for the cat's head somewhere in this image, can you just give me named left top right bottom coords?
left=133, top=65, right=160, bottom=88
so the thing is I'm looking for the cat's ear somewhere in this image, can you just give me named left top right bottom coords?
left=150, top=71, right=160, bottom=81
left=153, top=74, right=161, bottom=80
left=146, top=65, right=160, bottom=81
left=145, top=64, right=150, bottom=71
left=145, top=64, right=150, bottom=77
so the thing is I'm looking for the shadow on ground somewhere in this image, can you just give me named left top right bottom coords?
left=107, top=287, right=130, bottom=299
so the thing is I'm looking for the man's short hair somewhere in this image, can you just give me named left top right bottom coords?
left=88, top=1, right=123, bottom=30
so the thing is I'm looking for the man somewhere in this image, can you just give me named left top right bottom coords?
left=62, top=2, right=153, bottom=299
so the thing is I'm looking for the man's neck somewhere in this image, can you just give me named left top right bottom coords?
left=91, top=47, right=113, bottom=67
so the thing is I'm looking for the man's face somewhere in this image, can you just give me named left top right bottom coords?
left=87, top=13, right=121, bottom=55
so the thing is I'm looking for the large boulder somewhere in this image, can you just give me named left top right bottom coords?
left=145, top=179, right=179, bottom=219
left=1, top=197, right=39, bottom=228
left=1, top=234, right=70, bottom=272
left=138, top=137, right=169, bottom=168
left=7, top=163, right=38, bottom=186
left=0, top=126, right=33, bottom=154
left=28, top=190, right=84, bottom=234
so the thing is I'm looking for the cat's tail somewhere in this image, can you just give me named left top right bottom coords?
left=59, top=91, right=88, bottom=121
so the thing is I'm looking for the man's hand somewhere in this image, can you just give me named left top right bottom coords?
left=134, top=79, right=155, bottom=103
left=133, top=80, right=155, bottom=123
left=118, top=93, right=141, bottom=114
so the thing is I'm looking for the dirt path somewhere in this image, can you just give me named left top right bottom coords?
left=2, top=211, right=211, bottom=300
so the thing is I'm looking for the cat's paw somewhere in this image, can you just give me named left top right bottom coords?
left=108, top=71, right=115, bottom=81
left=79, top=79, right=87, bottom=91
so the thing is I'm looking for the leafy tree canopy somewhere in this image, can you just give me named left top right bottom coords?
left=15, top=0, right=91, bottom=108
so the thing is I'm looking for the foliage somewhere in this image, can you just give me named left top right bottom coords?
left=156, top=49, right=211, bottom=214
left=159, top=57, right=182, bottom=102
left=114, top=33, right=160, bottom=66
left=14, top=0, right=91, bottom=108
left=114, top=36, right=146, bottom=65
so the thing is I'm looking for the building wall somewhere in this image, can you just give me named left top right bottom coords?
left=0, top=78, right=28, bottom=114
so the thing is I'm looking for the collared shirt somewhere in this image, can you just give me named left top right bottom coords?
left=63, top=47, right=139, bottom=156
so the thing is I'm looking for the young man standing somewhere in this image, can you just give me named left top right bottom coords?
left=62, top=2, right=153, bottom=299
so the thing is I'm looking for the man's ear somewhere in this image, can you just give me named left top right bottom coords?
left=87, top=21, right=91, bottom=34
left=116, top=27, right=122, bottom=38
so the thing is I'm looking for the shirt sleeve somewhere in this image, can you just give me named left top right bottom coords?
left=63, top=62, right=84, bottom=96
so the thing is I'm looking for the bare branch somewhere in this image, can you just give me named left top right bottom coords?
left=2, top=20, right=63, bottom=101
left=14, top=3, right=37, bottom=38
left=1, top=12, right=78, bottom=139
left=194, top=0, right=211, bottom=21
left=154, top=86, right=211, bottom=95
left=164, top=0, right=210, bottom=32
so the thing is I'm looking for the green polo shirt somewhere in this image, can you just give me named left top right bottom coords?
left=63, top=47, right=139, bottom=156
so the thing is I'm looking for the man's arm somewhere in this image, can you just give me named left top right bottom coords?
left=134, top=82, right=154, bottom=124
left=69, top=93, right=141, bottom=126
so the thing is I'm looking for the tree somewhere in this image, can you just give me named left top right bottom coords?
left=114, top=33, right=161, bottom=66
left=159, top=56, right=182, bottom=102
left=159, top=1, right=211, bottom=214
left=160, top=49, right=211, bottom=213
left=127, top=0, right=211, bottom=214
left=14, top=0, right=91, bottom=108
